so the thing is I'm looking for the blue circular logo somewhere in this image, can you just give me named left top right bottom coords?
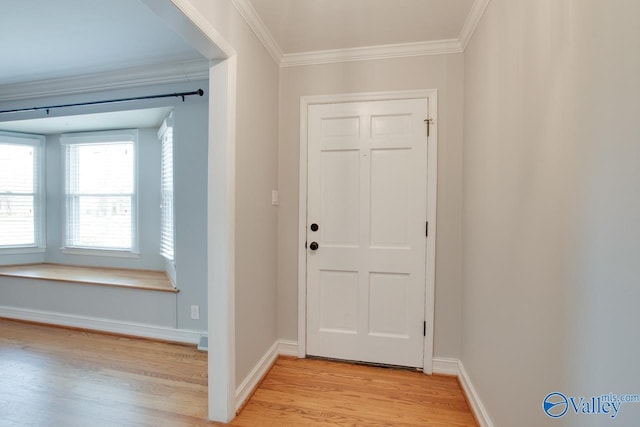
left=543, top=392, right=568, bottom=418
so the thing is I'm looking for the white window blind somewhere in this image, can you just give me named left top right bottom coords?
left=158, top=113, right=174, bottom=261
left=61, top=130, right=137, bottom=252
left=0, top=132, right=44, bottom=249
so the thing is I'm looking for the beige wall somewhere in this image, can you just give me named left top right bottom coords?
left=462, top=0, right=640, bottom=425
left=182, top=0, right=280, bottom=385
left=159, top=2, right=640, bottom=424
left=278, top=54, right=465, bottom=358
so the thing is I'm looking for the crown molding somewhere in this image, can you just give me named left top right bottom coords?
left=280, top=39, right=463, bottom=68
left=0, top=0, right=489, bottom=98
left=230, top=0, right=488, bottom=68
left=231, top=0, right=283, bottom=65
left=0, top=59, right=210, bottom=102
left=459, top=0, right=491, bottom=50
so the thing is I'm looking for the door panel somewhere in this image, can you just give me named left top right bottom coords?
left=370, top=148, right=411, bottom=248
left=320, top=150, right=360, bottom=247
left=306, top=98, right=428, bottom=368
left=368, top=272, right=410, bottom=338
left=319, top=270, right=358, bottom=334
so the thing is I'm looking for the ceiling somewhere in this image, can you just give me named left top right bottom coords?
left=249, top=0, right=475, bottom=54
left=0, top=0, right=203, bottom=87
left=0, top=0, right=481, bottom=90
left=0, top=1, right=483, bottom=149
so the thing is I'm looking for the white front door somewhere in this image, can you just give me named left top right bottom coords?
left=306, top=98, right=429, bottom=368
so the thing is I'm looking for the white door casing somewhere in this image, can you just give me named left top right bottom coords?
left=299, top=91, right=437, bottom=370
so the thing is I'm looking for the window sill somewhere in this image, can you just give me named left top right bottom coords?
left=61, top=248, right=140, bottom=259
left=0, top=263, right=177, bottom=293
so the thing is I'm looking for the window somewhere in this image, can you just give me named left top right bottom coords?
left=0, top=132, right=44, bottom=251
left=158, top=113, right=175, bottom=261
left=61, top=130, right=138, bottom=253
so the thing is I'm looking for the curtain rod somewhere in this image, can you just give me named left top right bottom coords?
left=0, top=89, right=204, bottom=116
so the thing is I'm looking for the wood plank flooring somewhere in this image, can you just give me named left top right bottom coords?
left=0, top=319, right=477, bottom=426
left=233, top=358, right=477, bottom=427
left=0, top=318, right=207, bottom=426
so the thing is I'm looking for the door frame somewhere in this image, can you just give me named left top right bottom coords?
left=144, top=0, right=238, bottom=421
left=297, top=89, right=438, bottom=373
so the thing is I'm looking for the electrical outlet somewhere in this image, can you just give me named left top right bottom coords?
left=190, top=305, right=200, bottom=320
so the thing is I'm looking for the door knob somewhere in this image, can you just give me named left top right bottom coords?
left=309, top=242, right=319, bottom=251
left=310, top=223, right=319, bottom=232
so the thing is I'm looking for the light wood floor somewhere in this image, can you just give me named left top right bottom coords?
left=0, top=263, right=176, bottom=292
left=234, top=357, right=478, bottom=427
left=0, top=319, right=477, bottom=426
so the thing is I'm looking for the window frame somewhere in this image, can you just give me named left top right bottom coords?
left=60, top=129, right=139, bottom=256
left=0, top=131, right=45, bottom=254
left=158, top=112, right=175, bottom=262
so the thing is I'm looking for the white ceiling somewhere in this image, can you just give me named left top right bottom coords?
left=0, top=0, right=481, bottom=90
left=249, top=0, right=475, bottom=54
left=0, top=0, right=203, bottom=86
left=0, top=1, right=481, bottom=134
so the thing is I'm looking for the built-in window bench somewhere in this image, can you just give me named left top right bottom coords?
left=0, top=263, right=177, bottom=293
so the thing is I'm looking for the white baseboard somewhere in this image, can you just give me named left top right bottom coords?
left=235, top=340, right=280, bottom=411
left=457, top=360, right=494, bottom=427
left=278, top=339, right=299, bottom=356
left=233, top=339, right=300, bottom=411
left=432, top=357, right=459, bottom=376
left=0, top=305, right=205, bottom=345
left=435, top=358, right=494, bottom=427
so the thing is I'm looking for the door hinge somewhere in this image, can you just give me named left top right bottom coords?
left=424, top=118, right=433, bottom=137
left=425, top=221, right=429, bottom=237
left=423, top=321, right=426, bottom=337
